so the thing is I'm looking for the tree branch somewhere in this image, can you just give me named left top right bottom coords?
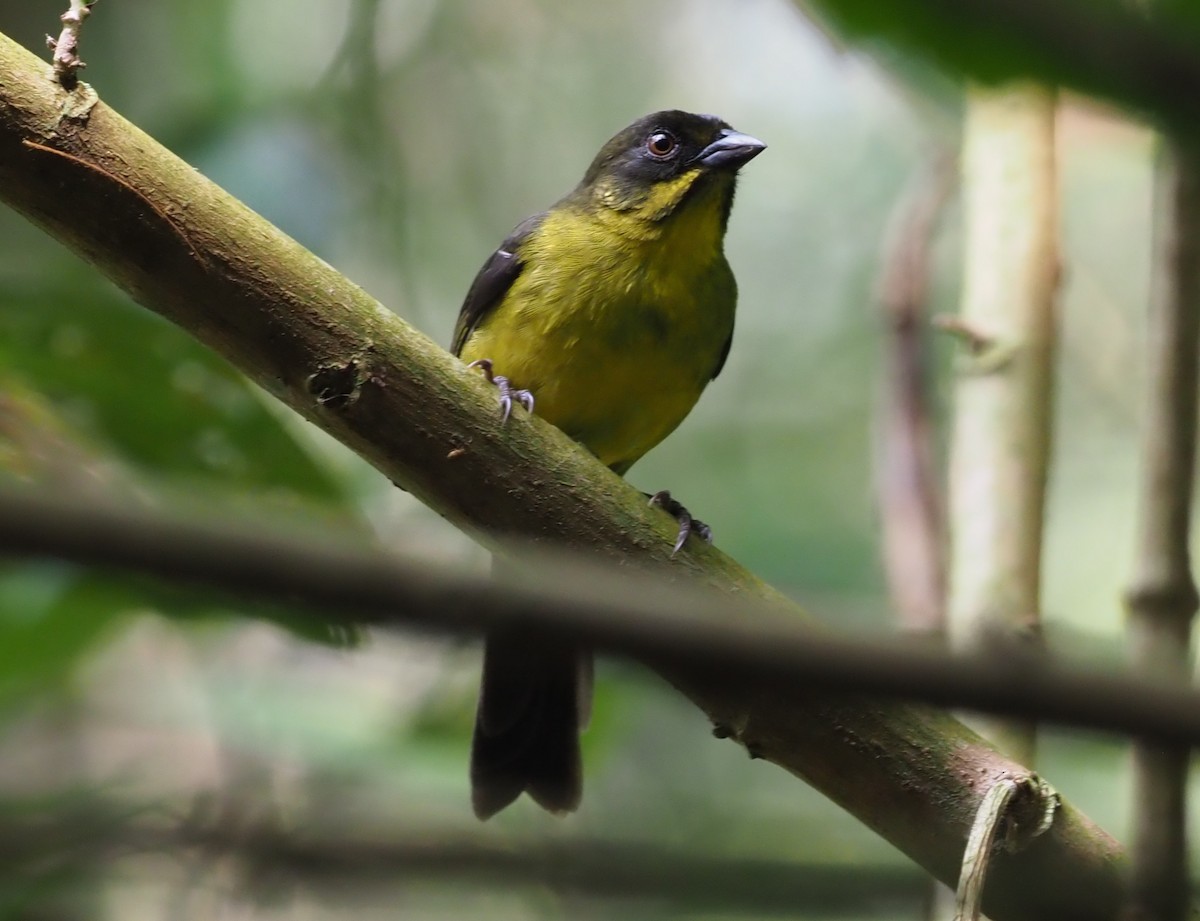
left=0, top=31, right=1124, bottom=920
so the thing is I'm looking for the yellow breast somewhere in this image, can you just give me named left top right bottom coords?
left=459, top=188, right=736, bottom=474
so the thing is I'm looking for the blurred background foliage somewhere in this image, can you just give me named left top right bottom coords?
left=0, top=0, right=1185, bottom=918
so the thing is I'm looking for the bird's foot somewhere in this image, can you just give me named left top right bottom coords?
left=467, top=359, right=535, bottom=423
left=647, top=490, right=713, bottom=557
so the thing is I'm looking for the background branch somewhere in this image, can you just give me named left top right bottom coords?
left=5, top=488, right=1200, bottom=752
left=876, top=148, right=955, bottom=633
left=81, top=815, right=929, bottom=914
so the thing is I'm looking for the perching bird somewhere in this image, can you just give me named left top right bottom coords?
left=452, top=110, right=764, bottom=819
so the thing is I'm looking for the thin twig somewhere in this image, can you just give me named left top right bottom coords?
left=1123, top=143, right=1200, bottom=921
left=21, top=140, right=205, bottom=264
left=46, top=0, right=96, bottom=89
left=932, top=314, right=994, bottom=354
left=952, top=777, right=1058, bottom=921
left=953, top=779, right=1021, bottom=921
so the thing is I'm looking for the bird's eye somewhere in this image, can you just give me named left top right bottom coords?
left=646, top=131, right=678, bottom=158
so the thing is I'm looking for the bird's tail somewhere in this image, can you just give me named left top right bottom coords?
left=470, top=629, right=591, bottom=819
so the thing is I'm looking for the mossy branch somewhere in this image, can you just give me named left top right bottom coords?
left=0, top=30, right=1125, bottom=920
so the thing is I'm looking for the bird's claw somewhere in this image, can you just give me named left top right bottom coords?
left=498, top=380, right=535, bottom=423
left=648, top=490, right=713, bottom=557
left=467, top=359, right=534, bottom=423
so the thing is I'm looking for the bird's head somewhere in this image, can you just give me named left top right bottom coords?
left=577, top=110, right=765, bottom=225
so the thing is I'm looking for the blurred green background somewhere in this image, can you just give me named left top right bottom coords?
left=0, top=0, right=1179, bottom=918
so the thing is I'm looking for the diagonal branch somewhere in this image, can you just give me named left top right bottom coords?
left=0, top=31, right=1125, bottom=920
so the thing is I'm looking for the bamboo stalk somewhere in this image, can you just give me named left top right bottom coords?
left=1123, top=143, right=1200, bottom=921
left=946, top=83, right=1059, bottom=765
left=936, top=82, right=1059, bottom=921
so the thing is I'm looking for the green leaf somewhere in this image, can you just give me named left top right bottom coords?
left=0, top=564, right=130, bottom=710
left=0, top=272, right=347, bottom=503
left=803, top=0, right=1200, bottom=135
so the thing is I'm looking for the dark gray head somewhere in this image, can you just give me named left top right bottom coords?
left=575, top=110, right=765, bottom=222
left=583, top=110, right=765, bottom=187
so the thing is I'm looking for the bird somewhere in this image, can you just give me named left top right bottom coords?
left=452, top=109, right=764, bottom=819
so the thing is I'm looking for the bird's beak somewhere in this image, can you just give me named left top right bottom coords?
left=693, top=129, right=766, bottom=170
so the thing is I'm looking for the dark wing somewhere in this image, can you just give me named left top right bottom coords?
left=708, top=262, right=737, bottom=380
left=451, top=213, right=546, bottom=357
left=710, top=329, right=734, bottom=380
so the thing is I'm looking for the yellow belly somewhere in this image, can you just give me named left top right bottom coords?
left=460, top=210, right=735, bottom=473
